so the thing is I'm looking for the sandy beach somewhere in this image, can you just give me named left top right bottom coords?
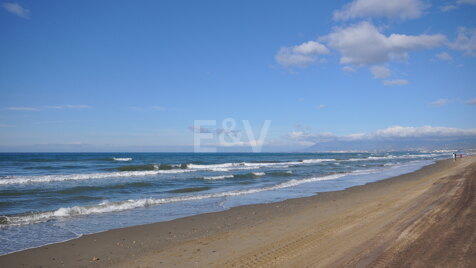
left=2, top=0, right=475, bottom=266
left=1, top=155, right=474, bottom=267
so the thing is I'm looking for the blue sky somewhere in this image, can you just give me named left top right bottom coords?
left=0, top=0, right=475, bottom=151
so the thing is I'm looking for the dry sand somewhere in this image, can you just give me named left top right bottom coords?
left=1, top=156, right=475, bottom=267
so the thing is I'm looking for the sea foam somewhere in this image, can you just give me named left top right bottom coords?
left=112, top=157, right=132, bottom=161
left=1, top=173, right=346, bottom=226
left=0, top=157, right=405, bottom=186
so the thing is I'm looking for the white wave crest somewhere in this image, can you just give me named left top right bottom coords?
left=113, top=157, right=132, bottom=161
left=301, top=158, right=336, bottom=163
left=0, top=169, right=193, bottom=185
left=203, top=175, right=234, bottom=180
left=346, top=153, right=442, bottom=162
left=1, top=154, right=422, bottom=186
left=188, top=161, right=297, bottom=171
left=2, top=173, right=345, bottom=226
left=0, top=162, right=272, bottom=185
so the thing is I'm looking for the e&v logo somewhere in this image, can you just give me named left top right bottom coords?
left=192, top=118, right=271, bottom=152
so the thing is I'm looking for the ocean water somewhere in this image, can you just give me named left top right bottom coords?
left=0, top=152, right=451, bottom=255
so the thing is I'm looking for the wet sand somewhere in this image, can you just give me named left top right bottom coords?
left=1, top=156, right=475, bottom=267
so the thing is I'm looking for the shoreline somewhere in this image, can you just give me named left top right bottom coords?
left=1, top=156, right=475, bottom=267
left=0, top=157, right=434, bottom=254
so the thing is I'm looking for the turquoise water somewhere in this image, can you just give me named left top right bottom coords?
left=0, top=152, right=449, bottom=254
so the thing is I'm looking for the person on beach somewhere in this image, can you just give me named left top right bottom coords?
left=453, top=153, right=457, bottom=161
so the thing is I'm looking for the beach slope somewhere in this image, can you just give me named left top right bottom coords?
left=1, top=156, right=475, bottom=267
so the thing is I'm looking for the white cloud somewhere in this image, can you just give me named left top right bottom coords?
left=383, top=79, right=409, bottom=86
left=276, top=41, right=329, bottom=67
left=5, top=105, right=90, bottom=111
left=324, top=22, right=446, bottom=65
left=293, top=41, right=329, bottom=55
left=188, top=126, right=242, bottom=138
left=440, top=4, right=458, bottom=11
left=46, top=105, right=90, bottom=110
left=466, top=98, right=476, bottom=105
left=436, top=52, right=453, bottom=61
left=2, top=2, right=29, bottom=18
left=276, top=48, right=314, bottom=67
left=5, top=106, right=40, bottom=111
left=441, top=0, right=476, bottom=11
left=450, top=27, right=476, bottom=56
left=429, top=98, right=449, bottom=106
left=288, top=125, right=476, bottom=144
left=152, top=106, right=167, bottom=111
left=211, top=140, right=264, bottom=147
left=458, top=0, right=476, bottom=5
left=188, top=126, right=213, bottom=133
left=342, top=66, right=356, bottom=72
left=333, top=0, right=427, bottom=21
left=373, top=125, right=476, bottom=138
left=129, top=106, right=171, bottom=112
left=288, top=131, right=339, bottom=143
left=371, top=65, right=390, bottom=79
left=316, top=104, right=326, bottom=109
left=215, top=128, right=242, bottom=138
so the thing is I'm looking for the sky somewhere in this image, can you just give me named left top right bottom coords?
left=0, top=0, right=475, bottom=152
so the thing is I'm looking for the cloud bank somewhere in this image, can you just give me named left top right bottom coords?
left=324, top=22, right=445, bottom=65
left=288, top=125, right=476, bottom=144
left=450, top=27, right=476, bottom=56
left=429, top=99, right=449, bottom=107
left=275, top=41, right=329, bottom=67
left=273, top=0, right=476, bottom=86
left=333, top=0, right=427, bottom=21
left=2, top=2, right=29, bottom=18
left=436, top=52, right=453, bottom=61
left=371, top=65, right=391, bottom=79
left=4, top=105, right=91, bottom=111
left=383, top=79, right=409, bottom=86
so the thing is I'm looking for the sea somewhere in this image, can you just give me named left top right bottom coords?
left=0, top=151, right=458, bottom=255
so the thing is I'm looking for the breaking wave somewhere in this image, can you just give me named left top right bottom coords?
left=0, top=169, right=191, bottom=185
left=203, top=175, right=235, bottom=180
left=203, top=171, right=291, bottom=180
left=112, top=157, right=132, bottom=162
left=0, top=155, right=421, bottom=186
left=0, top=173, right=345, bottom=226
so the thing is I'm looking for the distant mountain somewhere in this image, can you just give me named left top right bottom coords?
left=306, top=137, right=476, bottom=152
